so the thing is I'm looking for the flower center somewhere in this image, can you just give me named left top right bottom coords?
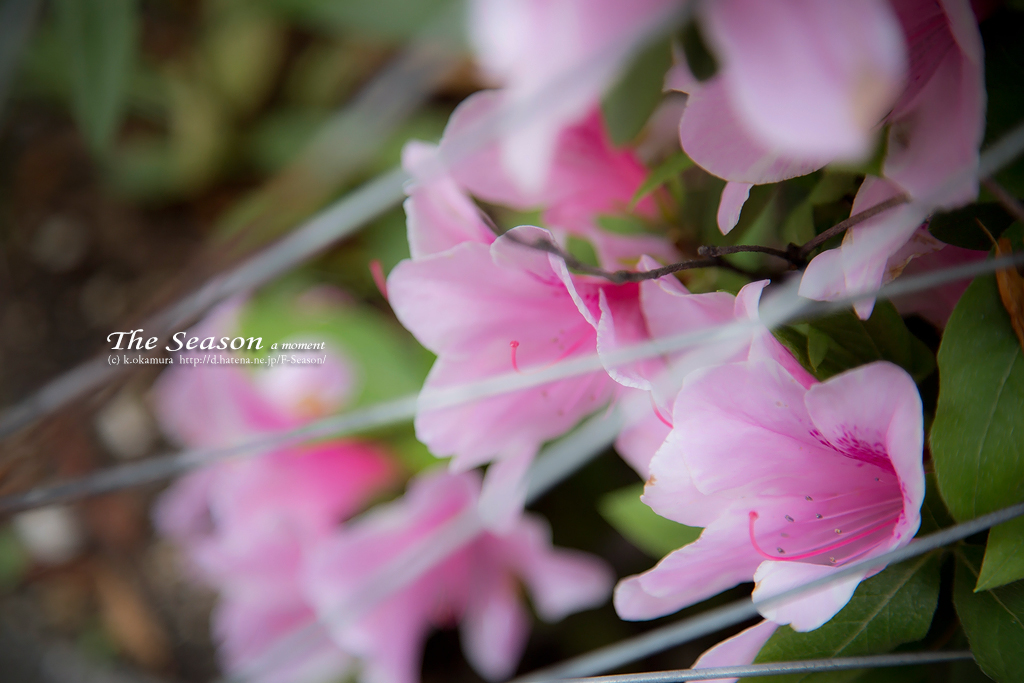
left=748, top=486, right=904, bottom=566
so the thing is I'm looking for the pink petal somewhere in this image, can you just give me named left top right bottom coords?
left=460, top=573, right=531, bottom=681
left=717, top=182, right=753, bottom=234
left=388, top=228, right=615, bottom=467
left=614, top=408, right=672, bottom=479
left=800, top=176, right=928, bottom=319
left=752, top=560, right=867, bottom=631
left=477, top=445, right=534, bottom=532
left=643, top=426, right=733, bottom=528
left=213, top=599, right=352, bottom=683
left=614, top=509, right=763, bottom=620
left=468, top=0, right=676, bottom=193
left=402, top=140, right=496, bottom=259
left=804, top=362, right=925, bottom=546
left=507, top=515, right=614, bottom=621
left=889, top=241, right=986, bottom=328
left=703, top=0, right=906, bottom=160
left=691, top=620, right=780, bottom=683
left=677, top=75, right=830, bottom=184
left=883, top=39, right=983, bottom=208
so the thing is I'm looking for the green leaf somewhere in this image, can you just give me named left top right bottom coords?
left=774, top=302, right=935, bottom=383
left=931, top=273, right=1024, bottom=589
left=238, top=284, right=433, bottom=409
left=0, top=528, right=28, bottom=591
left=598, top=484, right=701, bottom=558
left=601, top=37, right=672, bottom=146
left=630, top=151, right=694, bottom=208
left=928, top=202, right=1014, bottom=250
left=955, top=546, right=1024, bottom=683
left=595, top=214, right=660, bottom=237
left=806, top=327, right=830, bottom=370
left=753, top=553, right=942, bottom=683
left=565, top=235, right=601, bottom=270
left=977, top=517, right=1024, bottom=592
left=53, top=0, right=137, bottom=155
left=679, top=20, right=718, bottom=82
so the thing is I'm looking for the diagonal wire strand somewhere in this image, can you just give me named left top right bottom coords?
left=514, top=499, right=1024, bottom=682
left=0, top=1, right=690, bottom=440
left=1, top=247, right=1023, bottom=516
left=550, top=650, right=973, bottom=683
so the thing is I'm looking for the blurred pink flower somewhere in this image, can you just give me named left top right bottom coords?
left=154, top=440, right=397, bottom=683
left=615, top=360, right=924, bottom=632
left=467, top=0, right=675, bottom=194
left=888, top=234, right=987, bottom=327
left=387, top=225, right=639, bottom=523
left=413, top=91, right=678, bottom=268
left=153, top=303, right=356, bottom=447
left=669, top=0, right=907, bottom=207
left=304, top=469, right=613, bottom=683
left=151, top=309, right=397, bottom=683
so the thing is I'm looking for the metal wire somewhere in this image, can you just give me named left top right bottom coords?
left=0, top=1, right=689, bottom=440
left=514, top=500, right=1024, bottom=682
left=2, top=245, right=1023, bottom=516
left=549, top=650, right=973, bottom=683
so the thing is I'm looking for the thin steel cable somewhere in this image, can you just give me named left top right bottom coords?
left=514, top=500, right=1024, bottom=682
left=551, top=650, right=973, bottom=683
left=2, top=247, right=1023, bottom=515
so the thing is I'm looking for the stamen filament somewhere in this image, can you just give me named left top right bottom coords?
left=748, top=510, right=902, bottom=563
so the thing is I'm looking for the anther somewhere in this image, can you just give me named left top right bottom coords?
left=805, top=495, right=813, bottom=501
left=777, top=547, right=785, bottom=554
left=785, top=515, right=794, bottom=522
left=829, top=557, right=836, bottom=564
left=815, top=514, right=823, bottom=519
left=834, top=528, right=842, bottom=534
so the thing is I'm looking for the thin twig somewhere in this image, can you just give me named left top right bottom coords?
left=698, top=243, right=800, bottom=266
left=797, top=194, right=909, bottom=259
left=981, top=176, right=1024, bottom=224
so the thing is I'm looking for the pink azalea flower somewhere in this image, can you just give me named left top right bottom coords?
left=154, top=442, right=396, bottom=683
left=888, top=235, right=987, bottom=328
left=689, top=620, right=781, bottom=683
left=615, top=359, right=925, bottom=632
left=153, top=303, right=356, bottom=447
left=467, top=0, right=676, bottom=194
left=419, top=90, right=678, bottom=268
left=151, top=310, right=398, bottom=683
left=668, top=0, right=906, bottom=198
left=304, top=469, right=614, bottom=683
left=604, top=268, right=815, bottom=477
left=387, top=225, right=649, bottom=523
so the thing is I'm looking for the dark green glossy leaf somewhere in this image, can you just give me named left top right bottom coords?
left=980, top=7, right=1024, bottom=196
left=598, top=484, right=701, bottom=558
left=928, top=203, right=1014, bottom=250
left=753, top=553, right=941, bottom=683
left=773, top=301, right=935, bottom=383
left=931, top=273, right=1024, bottom=590
left=601, top=37, right=672, bottom=146
left=679, top=20, right=717, bottom=82
left=53, top=0, right=137, bottom=155
left=954, top=546, right=1024, bottom=683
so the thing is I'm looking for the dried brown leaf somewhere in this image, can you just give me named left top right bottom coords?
left=995, top=237, right=1024, bottom=351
